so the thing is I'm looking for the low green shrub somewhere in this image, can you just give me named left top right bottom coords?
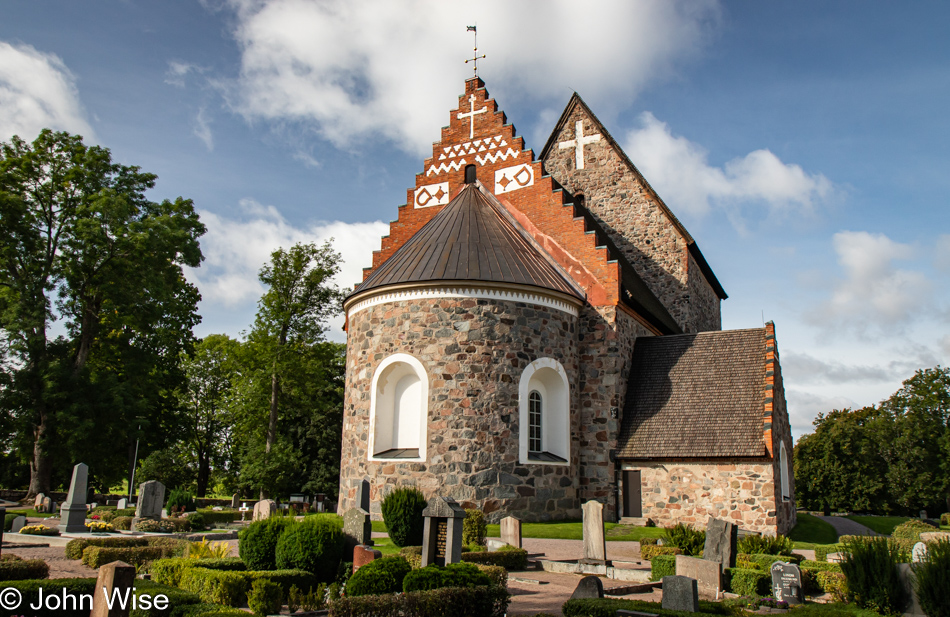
left=403, top=562, right=492, bottom=592
left=562, top=598, right=733, bottom=617
left=246, top=579, right=282, bottom=616
left=737, top=534, right=793, bottom=556
left=641, top=545, right=682, bottom=561
left=4, top=512, right=17, bottom=531
left=474, top=564, right=507, bottom=589
left=380, top=486, right=427, bottom=548
left=151, top=558, right=246, bottom=587
left=346, top=556, right=411, bottom=596
left=913, top=538, right=950, bottom=617
left=238, top=517, right=293, bottom=571
left=941, top=513, right=950, bottom=526
left=840, top=537, right=907, bottom=613
left=178, top=567, right=314, bottom=607
left=66, top=537, right=149, bottom=559
left=82, top=546, right=170, bottom=569
left=817, top=571, right=848, bottom=602
left=0, top=579, right=197, bottom=617
left=724, top=567, right=770, bottom=596
left=170, top=602, right=250, bottom=617
left=288, top=584, right=327, bottom=613
left=463, top=509, right=487, bottom=547
left=113, top=516, right=134, bottom=530
left=663, top=523, right=705, bottom=556
left=892, top=519, right=936, bottom=542
left=815, top=544, right=844, bottom=562
left=134, top=518, right=178, bottom=533
left=187, top=512, right=206, bottom=531
left=275, top=516, right=344, bottom=582
left=800, top=559, right=842, bottom=573
left=639, top=537, right=658, bottom=546
left=0, top=558, right=50, bottom=580
left=329, top=585, right=510, bottom=617
left=130, top=579, right=204, bottom=617
left=461, top=546, right=528, bottom=570
left=196, top=508, right=243, bottom=526
left=740, top=553, right=800, bottom=570
left=650, top=554, right=675, bottom=581
left=167, top=488, right=197, bottom=515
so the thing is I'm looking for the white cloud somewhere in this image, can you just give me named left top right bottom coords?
left=783, top=348, right=941, bottom=386
left=194, top=107, right=214, bottom=151
left=810, top=231, right=932, bottom=332
left=223, top=0, right=719, bottom=154
left=785, top=389, right=857, bottom=441
left=622, top=112, right=834, bottom=220
left=936, top=234, right=950, bottom=273
left=165, top=61, right=204, bottom=88
left=0, top=41, right=94, bottom=142
left=186, top=200, right=388, bottom=308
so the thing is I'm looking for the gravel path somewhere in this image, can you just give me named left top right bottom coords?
left=815, top=515, right=881, bottom=537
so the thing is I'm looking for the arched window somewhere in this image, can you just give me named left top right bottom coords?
left=369, top=354, right=428, bottom=461
left=519, top=358, right=570, bottom=465
left=779, top=441, right=790, bottom=502
left=528, top=391, right=542, bottom=454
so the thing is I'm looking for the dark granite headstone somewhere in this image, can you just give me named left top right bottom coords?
left=661, top=575, right=699, bottom=612
left=570, top=575, right=605, bottom=600
left=359, top=479, right=371, bottom=512
left=11, top=515, right=26, bottom=533
left=58, top=462, right=89, bottom=532
left=702, top=518, right=738, bottom=570
left=770, top=562, right=803, bottom=605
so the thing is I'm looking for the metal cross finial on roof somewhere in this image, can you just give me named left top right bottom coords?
left=465, top=25, right=485, bottom=77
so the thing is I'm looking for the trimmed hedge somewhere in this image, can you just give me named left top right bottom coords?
left=329, top=585, right=510, bottom=617
left=151, top=558, right=247, bottom=587
left=66, top=537, right=149, bottom=559
left=892, top=519, right=937, bottom=542
left=0, top=557, right=50, bottom=580
left=178, top=567, right=315, bottom=607
left=4, top=512, right=17, bottom=531
left=238, top=517, right=293, bottom=571
left=460, top=546, right=528, bottom=571
left=562, top=598, right=734, bottom=617
left=403, top=562, right=491, bottom=592
left=114, top=516, right=134, bottom=530
left=817, top=571, right=848, bottom=601
left=739, top=553, right=801, bottom=569
left=724, top=567, right=771, bottom=596
left=641, top=545, right=682, bottom=561
left=82, top=546, right=170, bottom=569
left=650, top=554, right=676, bottom=581
left=815, top=544, right=843, bottom=562
left=275, top=516, right=344, bottom=582
left=170, top=602, right=249, bottom=617
left=196, top=508, right=243, bottom=526
left=347, top=556, right=412, bottom=597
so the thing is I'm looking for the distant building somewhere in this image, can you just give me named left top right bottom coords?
left=337, top=77, right=795, bottom=534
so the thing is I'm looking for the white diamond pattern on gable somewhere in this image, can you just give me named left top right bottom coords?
left=494, top=163, right=534, bottom=194
left=414, top=182, right=450, bottom=207
left=439, top=135, right=505, bottom=161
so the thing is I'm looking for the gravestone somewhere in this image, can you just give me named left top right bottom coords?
left=703, top=518, right=738, bottom=570
left=661, top=575, right=699, bottom=612
left=898, top=564, right=926, bottom=617
left=919, top=510, right=927, bottom=519
left=58, top=462, right=90, bottom=532
left=359, top=479, right=371, bottom=512
left=135, top=480, right=165, bottom=520
left=253, top=499, right=277, bottom=521
left=116, top=498, right=128, bottom=510
left=91, top=560, right=136, bottom=617
left=500, top=516, right=522, bottom=548
left=920, top=531, right=950, bottom=543
left=770, top=562, right=803, bottom=605
left=675, top=555, right=721, bottom=595
left=570, top=575, right=605, bottom=600
left=343, top=507, right=373, bottom=560
left=41, top=496, right=54, bottom=514
left=231, top=493, right=240, bottom=508
left=353, top=545, right=382, bottom=573
left=581, top=500, right=608, bottom=565
left=912, top=542, right=928, bottom=563
left=421, top=496, right=466, bottom=567
left=11, top=516, right=27, bottom=533
left=34, top=493, right=46, bottom=510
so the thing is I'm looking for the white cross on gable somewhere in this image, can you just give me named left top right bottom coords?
left=457, top=94, right=488, bottom=139
left=558, top=120, right=601, bottom=170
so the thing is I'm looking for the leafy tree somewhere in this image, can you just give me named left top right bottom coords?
left=0, top=130, right=204, bottom=495
left=233, top=242, right=344, bottom=498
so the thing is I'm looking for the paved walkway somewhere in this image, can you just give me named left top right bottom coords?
left=816, top=515, right=881, bottom=537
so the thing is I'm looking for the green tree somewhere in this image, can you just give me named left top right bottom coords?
left=234, top=242, right=344, bottom=498
left=180, top=334, right=241, bottom=496
left=0, top=130, right=204, bottom=495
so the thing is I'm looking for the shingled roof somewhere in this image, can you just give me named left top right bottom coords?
left=617, top=328, right=768, bottom=459
left=350, top=183, right=585, bottom=300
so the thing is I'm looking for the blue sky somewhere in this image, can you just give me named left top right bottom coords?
left=2, top=1, right=948, bottom=440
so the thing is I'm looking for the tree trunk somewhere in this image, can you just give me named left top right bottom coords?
left=196, top=446, right=209, bottom=497
left=27, top=412, right=52, bottom=498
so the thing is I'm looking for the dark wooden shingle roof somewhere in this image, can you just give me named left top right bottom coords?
left=617, top=328, right=768, bottom=459
left=352, top=183, right=584, bottom=299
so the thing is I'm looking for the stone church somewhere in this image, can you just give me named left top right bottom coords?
left=337, top=77, right=796, bottom=535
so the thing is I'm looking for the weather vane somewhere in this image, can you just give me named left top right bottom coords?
left=465, top=25, right=486, bottom=77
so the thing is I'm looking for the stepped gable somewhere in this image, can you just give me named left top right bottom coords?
left=350, top=182, right=584, bottom=301
left=539, top=93, right=726, bottom=332
left=617, top=328, right=769, bottom=459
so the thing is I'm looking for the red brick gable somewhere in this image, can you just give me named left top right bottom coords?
left=362, top=78, right=630, bottom=308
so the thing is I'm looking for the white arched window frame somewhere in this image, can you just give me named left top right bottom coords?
left=368, top=354, right=428, bottom=462
left=519, top=358, right=570, bottom=465
left=779, top=440, right=790, bottom=502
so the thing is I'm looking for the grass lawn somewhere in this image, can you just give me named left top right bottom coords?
left=846, top=515, right=909, bottom=536
left=484, top=519, right=666, bottom=541
left=6, top=508, right=56, bottom=519
left=370, top=536, right=401, bottom=556
left=789, top=512, right=838, bottom=545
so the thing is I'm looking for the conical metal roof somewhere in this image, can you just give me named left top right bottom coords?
left=351, top=183, right=584, bottom=300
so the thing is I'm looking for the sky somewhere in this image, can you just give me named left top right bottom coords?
left=2, top=1, right=948, bottom=441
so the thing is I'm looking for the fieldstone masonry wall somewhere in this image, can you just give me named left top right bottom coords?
left=767, top=325, right=796, bottom=535
left=623, top=460, right=781, bottom=535
left=339, top=295, right=581, bottom=522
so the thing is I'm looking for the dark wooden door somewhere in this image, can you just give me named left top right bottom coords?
left=622, top=470, right=642, bottom=518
